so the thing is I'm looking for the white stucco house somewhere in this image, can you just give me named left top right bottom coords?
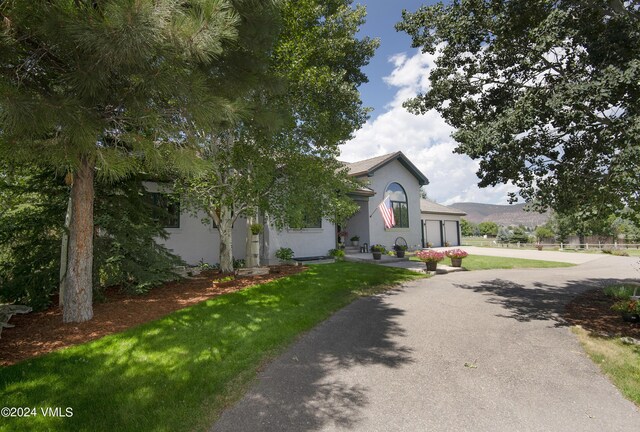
left=146, top=151, right=466, bottom=265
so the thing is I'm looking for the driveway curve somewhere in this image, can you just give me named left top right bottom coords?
left=212, top=255, right=639, bottom=432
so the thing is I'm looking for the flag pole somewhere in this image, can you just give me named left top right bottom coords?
left=370, top=196, right=386, bottom=218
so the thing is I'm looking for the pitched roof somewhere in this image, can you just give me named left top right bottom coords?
left=350, top=185, right=375, bottom=197
left=343, top=151, right=429, bottom=186
left=420, top=199, right=467, bottom=216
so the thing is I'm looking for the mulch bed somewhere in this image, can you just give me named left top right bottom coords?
left=564, top=289, right=640, bottom=339
left=0, top=265, right=306, bottom=367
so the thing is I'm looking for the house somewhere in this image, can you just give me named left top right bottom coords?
left=146, top=151, right=466, bottom=265
left=420, top=199, right=467, bottom=247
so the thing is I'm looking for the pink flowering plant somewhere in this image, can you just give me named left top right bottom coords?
left=415, top=249, right=445, bottom=263
left=445, top=249, right=468, bottom=259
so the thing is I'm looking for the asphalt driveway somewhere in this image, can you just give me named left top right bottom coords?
left=212, top=255, right=640, bottom=431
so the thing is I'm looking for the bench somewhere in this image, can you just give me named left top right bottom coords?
left=0, top=305, right=32, bottom=338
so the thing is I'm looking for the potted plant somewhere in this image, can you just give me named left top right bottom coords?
left=445, top=249, right=468, bottom=267
left=611, top=299, right=640, bottom=323
left=250, top=223, right=263, bottom=236
left=444, top=241, right=451, bottom=247
left=248, top=223, right=263, bottom=268
left=337, top=230, right=348, bottom=245
left=416, top=249, right=445, bottom=271
left=393, top=244, right=408, bottom=258
left=370, top=244, right=386, bottom=260
left=350, top=235, right=360, bottom=247
left=535, top=243, right=543, bottom=251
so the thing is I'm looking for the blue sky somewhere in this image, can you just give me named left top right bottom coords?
left=340, top=1, right=517, bottom=205
left=356, top=0, right=431, bottom=119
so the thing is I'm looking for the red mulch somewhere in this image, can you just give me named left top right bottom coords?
left=0, top=265, right=306, bottom=367
left=564, top=289, right=640, bottom=339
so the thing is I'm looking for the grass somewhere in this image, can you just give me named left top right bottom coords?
left=603, top=284, right=640, bottom=299
left=459, top=255, right=575, bottom=270
left=410, top=254, right=575, bottom=270
left=572, top=327, right=640, bottom=406
left=0, top=262, right=422, bottom=432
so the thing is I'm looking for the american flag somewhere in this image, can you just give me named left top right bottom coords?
left=378, top=196, right=395, bottom=229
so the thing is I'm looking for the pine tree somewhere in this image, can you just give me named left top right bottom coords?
left=0, top=1, right=240, bottom=322
left=0, top=164, right=185, bottom=310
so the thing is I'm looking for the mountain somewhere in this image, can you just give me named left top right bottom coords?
left=449, top=202, right=549, bottom=228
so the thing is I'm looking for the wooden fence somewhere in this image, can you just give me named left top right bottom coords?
left=462, top=239, right=640, bottom=251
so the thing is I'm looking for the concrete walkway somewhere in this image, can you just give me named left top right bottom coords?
left=212, top=255, right=639, bottom=431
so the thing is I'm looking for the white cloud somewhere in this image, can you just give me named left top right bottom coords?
left=341, top=50, right=518, bottom=205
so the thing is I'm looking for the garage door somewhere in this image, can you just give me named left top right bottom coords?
left=443, top=221, right=460, bottom=246
left=424, top=220, right=442, bottom=247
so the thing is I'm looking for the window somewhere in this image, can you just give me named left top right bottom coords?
left=302, top=214, right=322, bottom=229
left=148, top=192, right=180, bottom=228
left=385, top=182, right=409, bottom=228
left=289, top=210, right=322, bottom=229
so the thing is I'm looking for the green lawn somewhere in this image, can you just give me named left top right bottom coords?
left=459, top=255, right=575, bottom=270
left=573, top=327, right=640, bottom=406
left=410, top=254, right=575, bottom=270
left=0, top=262, right=422, bottom=432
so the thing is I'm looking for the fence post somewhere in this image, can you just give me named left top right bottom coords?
left=586, top=243, right=589, bottom=250
left=560, top=242, right=564, bottom=250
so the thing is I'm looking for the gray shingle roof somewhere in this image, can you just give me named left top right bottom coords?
left=342, top=151, right=429, bottom=186
left=420, top=199, right=467, bottom=216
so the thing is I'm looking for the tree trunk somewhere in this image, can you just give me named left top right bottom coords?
left=59, top=196, right=72, bottom=308
left=245, top=212, right=260, bottom=268
left=62, top=157, right=95, bottom=323
left=578, top=233, right=586, bottom=249
left=218, top=205, right=234, bottom=273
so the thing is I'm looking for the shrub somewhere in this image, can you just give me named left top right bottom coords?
left=328, top=249, right=345, bottom=260
left=416, top=249, right=445, bottom=263
left=275, top=247, right=294, bottom=261
left=611, top=299, right=640, bottom=315
left=233, top=258, right=246, bottom=269
left=603, top=284, right=638, bottom=299
left=602, top=248, right=630, bottom=256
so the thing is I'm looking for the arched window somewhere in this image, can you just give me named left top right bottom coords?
left=385, top=182, right=409, bottom=228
